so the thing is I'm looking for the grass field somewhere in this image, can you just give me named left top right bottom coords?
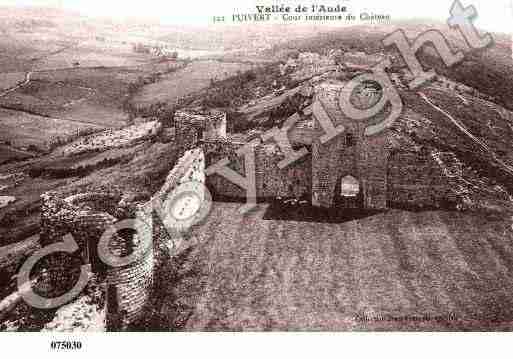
left=0, top=108, right=100, bottom=151
left=0, top=67, right=144, bottom=127
left=0, top=61, right=187, bottom=130
left=0, top=72, right=25, bottom=92
left=132, top=60, right=254, bottom=107
left=155, top=202, right=513, bottom=331
left=0, top=145, right=33, bottom=165
left=30, top=42, right=153, bottom=71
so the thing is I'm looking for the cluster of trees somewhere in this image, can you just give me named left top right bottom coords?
left=123, top=100, right=176, bottom=125
left=200, top=65, right=288, bottom=109
left=202, top=70, right=256, bottom=108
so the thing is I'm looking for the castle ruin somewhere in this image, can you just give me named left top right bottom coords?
left=38, top=80, right=460, bottom=329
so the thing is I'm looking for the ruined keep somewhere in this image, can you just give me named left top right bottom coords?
left=35, top=89, right=461, bottom=330
left=174, top=96, right=455, bottom=210
left=311, top=82, right=390, bottom=209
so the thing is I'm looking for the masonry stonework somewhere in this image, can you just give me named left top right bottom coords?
left=311, top=82, right=391, bottom=209
left=40, top=191, right=154, bottom=329
left=387, top=151, right=457, bottom=207
left=202, top=140, right=312, bottom=201
left=147, top=148, right=206, bottom=264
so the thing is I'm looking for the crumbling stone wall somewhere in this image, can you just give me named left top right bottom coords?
left=40, top=192, right=119, bottom=264
left=40, top=191, right=154, bottom=329
left=105, top=203, right=153, bottom=328
left=311, top=126, right=347, bottom=207
left=311, top=82, right=390, bottom=209
left=387, top=151, right=457, bottom=207
left=175, top=110, right=226, bottom=153
left=148, top=148, right=206, bottom=265
left=175, top=124, right=199, bottom=158
left=359, top=135, right=389, bottom=209
left=312, top=82, right=365, bottom=208
left=38, top=147, right=206, bottom=330
left=203, top=140, right=312, bottom=201
left=255, top=144, right=311, bottom=200
left=203, top=140, right=246, bottom=199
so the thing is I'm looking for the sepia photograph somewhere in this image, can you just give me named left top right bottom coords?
left=0, top=0, right=512, bottom=356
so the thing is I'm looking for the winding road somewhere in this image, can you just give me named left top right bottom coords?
left=0, top=72, right=32, bottom=98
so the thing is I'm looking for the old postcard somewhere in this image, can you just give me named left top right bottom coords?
left=0, top=0, right=512, bottom=356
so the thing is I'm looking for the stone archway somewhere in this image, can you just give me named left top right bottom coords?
left=333, top=175, right=364, bottom=208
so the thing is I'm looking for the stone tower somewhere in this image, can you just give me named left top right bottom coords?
left=174, top=109, right=227, bottom=156
left=311, top=81, right=389, bottom=209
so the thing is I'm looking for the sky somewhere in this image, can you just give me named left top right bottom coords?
left=1, top=0, right=511, bottom=33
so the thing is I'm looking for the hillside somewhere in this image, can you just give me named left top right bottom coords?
left=267, top=22, right=513, bottom=111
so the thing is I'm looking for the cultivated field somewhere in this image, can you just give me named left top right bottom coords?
left=0, top=108, right=100, bottom=151
left=157, top=203, right=513, bottom=331
left=0, top=72, right=26, bottom=92
left=0, top=146, right=33, bottom=165
left=30, top=42, right=154, bottom=72
left=0, top=67, right=145, bottom=126
left=132, top=60, right=254, bottom=107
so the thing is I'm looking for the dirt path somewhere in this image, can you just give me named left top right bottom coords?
left=0, top=72, right=32, bottom=98
left=418, top=91, right=513, bottom=176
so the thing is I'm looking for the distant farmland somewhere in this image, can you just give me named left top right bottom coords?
left=0, top=108, right=100, bottom=151
left=0, top=145, right=32, bottom=164
left=132, top=60, right=254, bottom=107
left=0, top=72, right=25, bottom=92
left=0, top=67, right=141, bottom=127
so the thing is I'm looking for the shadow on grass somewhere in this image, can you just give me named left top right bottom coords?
left=263, top=200, right=385, bottom=224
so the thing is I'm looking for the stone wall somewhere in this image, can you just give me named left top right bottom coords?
left=105, top=203, right=153, bottom=328
left=202, top=140, right=312, bottom=201
left=311, top=125, right=346, bottom=207
left=40, top=191, right=154, bottom=329
left=40, top=192, right=119, bottom=265
left=38, top=147, right=206, bottom=331
left=175, top=110, right=226, bottom=147
left=202, top=140, right=246, bottom=198
left=359, top=135, right=389, bottom=209
left=175, top=123, right=199, bottom=158
left=311, top=81, right=391, bottom=209
left=312, top=82, right=365, bottom=208
left=255, top=144, right=311, bottom=200
left=387, top=151, right=457, bottom=207
left=148, top=148, right=206, bottom=264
